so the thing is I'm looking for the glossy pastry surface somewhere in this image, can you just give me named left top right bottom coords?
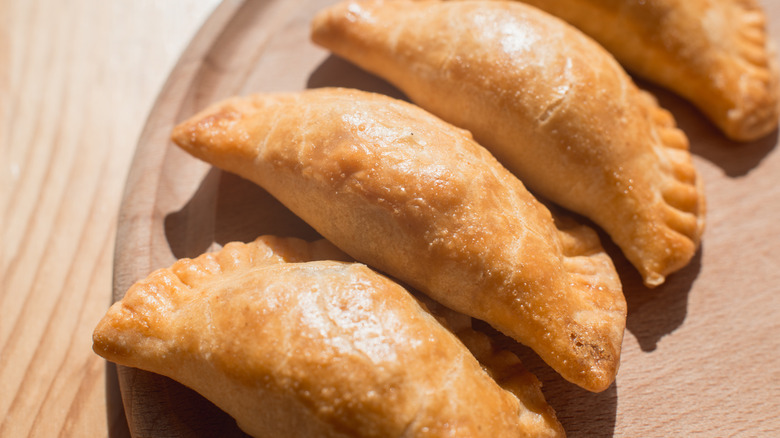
left=93, top=236, right=565, bottom=437
left=171, top=88, right=626, bottom=392
left=311, top=0, right=706, bottom=287
left=517, top=0, right=780, bottom=141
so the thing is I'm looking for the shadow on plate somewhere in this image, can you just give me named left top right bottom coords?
left=114, top=366, right=249, bottom=438
left=624, top=249, right=702, bottom=352
left=594, top=220, right=702, bottom=352
left=106, top=362, right=131, bottom=438
left=307, top=54, right=408, bottom=100
left=164, top=168, right=321, bottom=260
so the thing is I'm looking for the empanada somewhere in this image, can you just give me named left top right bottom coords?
left=311, top=0, right=706, bottom=287
left=517, top=0, right=780, bottom=141
left=94, top=236, right=565, bottom=437
left=171, top=88, right=626, bottom=392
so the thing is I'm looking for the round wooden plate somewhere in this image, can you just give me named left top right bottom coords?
left=112, top=0, right=780, bottom=436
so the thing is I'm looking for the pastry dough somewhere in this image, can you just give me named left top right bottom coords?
left=311, top=0, right=706, bottom=287
left=516, top=0, right=780, bottom=141
left=171, top=88, right=626, bottom=392
left=94, top=236, right=565, bottom=437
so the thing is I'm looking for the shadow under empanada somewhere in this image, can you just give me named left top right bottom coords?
left=307, top=54, right=408, bottom=100
left=105, top=362, right=131, bottom=438
left=595, top=220, right=700, bottom=353
left=115, top=366, right=249, bottom=438
left=624, top=248, right=702, bottom=352
left=164, top=167, right=321, bottom=260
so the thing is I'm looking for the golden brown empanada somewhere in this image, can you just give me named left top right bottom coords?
left=94, top=236, right=565, bottom=437
left=171, top=87, right=626, bottom=392
left=311, top=0, right=706, bottom=287
left=517, top=0, right=780, bottom=141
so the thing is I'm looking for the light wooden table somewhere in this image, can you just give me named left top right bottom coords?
left=4, top=1, right=780, bottom=437
left=0, top=1, right=220, bottom=436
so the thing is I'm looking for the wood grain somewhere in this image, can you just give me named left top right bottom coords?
left=109, top=1, right=780, bottom=437
left=0, top=1, right=220, bottom=436
left=5, top=0, right=779, bottom=436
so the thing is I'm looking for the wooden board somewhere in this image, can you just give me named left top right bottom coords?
left=112, top=0, right=780, bottom=436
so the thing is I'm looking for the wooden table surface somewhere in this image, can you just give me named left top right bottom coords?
left=3, top=0, right=780, bottom=437
left=0, top=1, right=220, bottom=436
